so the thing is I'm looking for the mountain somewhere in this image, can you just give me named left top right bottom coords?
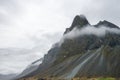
left=17, top=15, right=120, bottom=80
left=15, top=58, right=43, bottom=79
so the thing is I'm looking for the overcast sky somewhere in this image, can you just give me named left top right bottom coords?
left=0, top=0, right=120, bottom=74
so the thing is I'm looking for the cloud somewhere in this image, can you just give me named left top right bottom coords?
left=0, top=0, right=70, bottom=49
left=59, top=25, right=120, bottom=46
left=0, top=30, right=62, bottom=75
left=0, top=48, right=41, bottom=74
left=28, top=31, right=62, bottom=55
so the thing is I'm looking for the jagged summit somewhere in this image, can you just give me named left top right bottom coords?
left=64, top=15, right=120, bottom=34
left=71, top=15, right=89, bottom=28
left=95, top=20, right=119, bottom=28
left=64, top=15, right=89, bottom=34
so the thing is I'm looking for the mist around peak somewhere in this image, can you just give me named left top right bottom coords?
left=59, top=25, right=120, bottom=46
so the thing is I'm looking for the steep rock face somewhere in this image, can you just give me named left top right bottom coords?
left=17, top=15, right=120, bottom=80
left=64, top=15, right=90, bottom=34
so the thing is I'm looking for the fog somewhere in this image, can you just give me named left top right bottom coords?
left=59, top=25, right=120, bottom=46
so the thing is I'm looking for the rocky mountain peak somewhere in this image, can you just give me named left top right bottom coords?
left=71, top=15, right=89, bottom=28
left=64, top=15, right=89, bottom=34
left=95, top=20, right=119, bottom=28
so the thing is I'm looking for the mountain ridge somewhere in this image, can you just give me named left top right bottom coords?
left=16, top=15, right=120, bottom=80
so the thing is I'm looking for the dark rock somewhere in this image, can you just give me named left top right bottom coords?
left=64, top=15, right=90, bottom=34
left=95, top=20, right=119, bottom=28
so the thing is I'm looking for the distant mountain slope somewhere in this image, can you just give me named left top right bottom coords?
left=17, top=15, right=120, bottom=80
left=15, top=58, right=43, bottom=79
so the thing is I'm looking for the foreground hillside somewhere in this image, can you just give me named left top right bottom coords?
left=16, top=15, right=120, bottom=80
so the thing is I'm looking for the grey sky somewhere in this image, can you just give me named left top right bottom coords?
left=0, top=0, right=120, bottom=74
